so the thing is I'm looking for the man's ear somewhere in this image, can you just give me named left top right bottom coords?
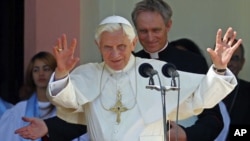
left=166, top=19, right=172, bottom=32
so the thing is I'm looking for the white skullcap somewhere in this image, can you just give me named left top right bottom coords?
left=99, top=15, right=132, bottom=27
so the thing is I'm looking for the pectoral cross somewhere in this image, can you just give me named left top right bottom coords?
left=109, top=91, right=128, bottom=123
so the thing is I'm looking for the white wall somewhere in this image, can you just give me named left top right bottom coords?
left=81, top=0, right=250, bottom=81
left=168, top=0, right=250, bottom=81
left=80, top=0, right=101, bottom=63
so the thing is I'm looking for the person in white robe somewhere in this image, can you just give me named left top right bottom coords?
left=0, top=52, right=85, bottom=141
left=15, top=15, right=242, bottom=141
left=0, top=52, right=57, bottom=141
left=0, top=96, right=57, bottom=141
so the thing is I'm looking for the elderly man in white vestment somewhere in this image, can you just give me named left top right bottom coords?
left=15, top=15, right=242, bottom=141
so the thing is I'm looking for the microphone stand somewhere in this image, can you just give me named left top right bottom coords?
left=161, top=88, right=168, bottom=141
left=146, top=74, right=179, bottom=141
left=149, top=76, right=155, bottom=85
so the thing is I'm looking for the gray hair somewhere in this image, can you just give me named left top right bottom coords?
left=131, top=0, right=173, bottom=27
left=95, top=23, right=136, bottom=44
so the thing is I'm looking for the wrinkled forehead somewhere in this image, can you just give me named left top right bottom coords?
left=99, top=29, right=129, bottom=45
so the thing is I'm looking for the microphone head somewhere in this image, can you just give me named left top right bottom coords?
left=162, top=63, right=179, bottom=78
left=139, top=63, right=157, bottom=78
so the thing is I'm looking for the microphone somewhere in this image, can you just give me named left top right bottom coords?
left=139, top=63, right=158, bottom=78
left=162, top=63, right=179, bottom=87
left=161, top=63, right=179, bottom=78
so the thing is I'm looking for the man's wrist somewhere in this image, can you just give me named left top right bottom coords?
left=213, top=66, right=226, bottom=75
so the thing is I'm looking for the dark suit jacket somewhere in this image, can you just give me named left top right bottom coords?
left=135, top=43, right=209, bottom=74
left=45, top=116, right=87, bottom=141
left=223, top=79, right=250, bottom=140
left=223, top=79, right=250, bottom=125
left=135, top=44, right=223, bottom=141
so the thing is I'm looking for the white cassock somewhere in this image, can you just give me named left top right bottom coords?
left=47, top=55, right=237, bottom=141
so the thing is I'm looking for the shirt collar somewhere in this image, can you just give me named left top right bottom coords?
left=144, top=42, right=169, bottom=59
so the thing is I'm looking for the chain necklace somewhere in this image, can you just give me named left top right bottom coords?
left=99, top=58, right=137, bottom=124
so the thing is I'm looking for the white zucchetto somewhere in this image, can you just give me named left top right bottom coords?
left=99, top=15, right=132, bottom=27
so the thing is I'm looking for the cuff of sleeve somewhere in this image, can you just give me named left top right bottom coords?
left=212, top=65, right=226, bottom=75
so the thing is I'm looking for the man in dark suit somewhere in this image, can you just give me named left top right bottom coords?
left=223, top=39, right=250, bottom=141
left=131, top=0, right=223, bottom=140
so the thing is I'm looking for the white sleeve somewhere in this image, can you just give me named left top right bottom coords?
left=48, top=72, right=69, bottom=96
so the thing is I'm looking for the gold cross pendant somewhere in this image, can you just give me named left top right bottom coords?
left=109, top=91, right=128, bottom=123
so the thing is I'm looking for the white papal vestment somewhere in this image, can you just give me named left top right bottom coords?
left=48, top=55, right=237, bottom=141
